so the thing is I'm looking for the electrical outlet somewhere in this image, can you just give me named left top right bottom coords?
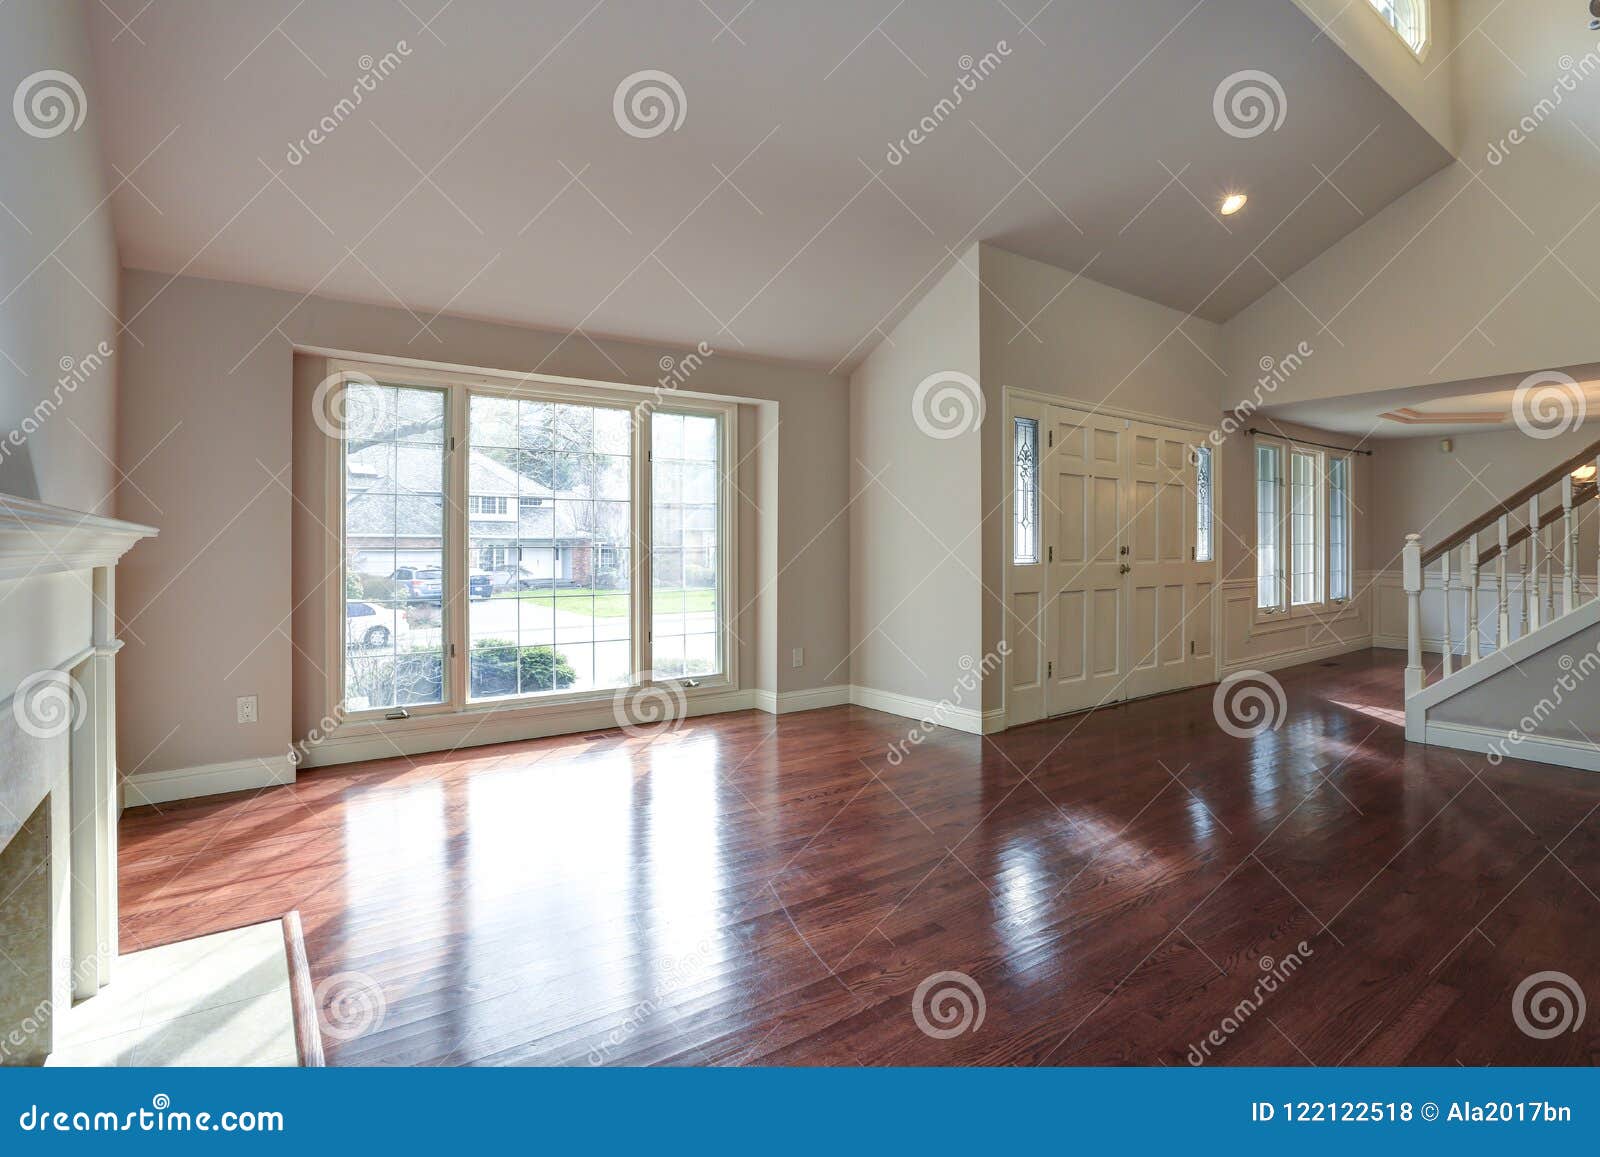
left=791, top=647, right=804, bottom=668
left=236, top=695, right=258, bottom=724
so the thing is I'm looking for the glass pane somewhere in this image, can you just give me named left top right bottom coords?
left=1328, top=457, right=1350, bottom=602
left=468, top=394, right=631, bottom=699
left=343, top=382, right=447, bottom=712
left=1194, top=445, right=1213, bottom=564
left=1013, top=418, right=1039, bottom=565
left=1256, top=444, right=1281, bottom=609
left=651, top=413, right=721, bottom=679
left=1290, top=450, right=1320, bottom=606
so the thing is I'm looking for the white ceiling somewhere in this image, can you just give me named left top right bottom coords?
left=1259, top=363, right=1600, bottom=440
left=86, top=0, right=1452, bottom=370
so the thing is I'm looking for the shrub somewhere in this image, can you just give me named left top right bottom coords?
left=470, top=638, right=578, bottom=696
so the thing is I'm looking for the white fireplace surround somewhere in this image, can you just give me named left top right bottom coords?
left=0, top=493, right=155, bottom=1053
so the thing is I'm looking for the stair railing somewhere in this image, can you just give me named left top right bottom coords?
left=1403, top=436, right=1600, bottom=698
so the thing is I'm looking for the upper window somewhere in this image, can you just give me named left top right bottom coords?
left=1255, top=437, right=1354, bottom=614
left=1368, top=0, right=1427, bottom=56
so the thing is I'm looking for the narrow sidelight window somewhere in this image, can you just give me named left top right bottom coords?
left=1328, top=456, right=1351, bottom=602
left=1194, top=445, right=1213, bottom=564
left=651, top=412, right=722, bottom=679
left=1013, top=417, right=1040, bottom=565
left=1255, top=443, right=1282, bottom=610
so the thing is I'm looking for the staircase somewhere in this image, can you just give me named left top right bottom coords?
left=1402, top=437, right=1600, bottom=771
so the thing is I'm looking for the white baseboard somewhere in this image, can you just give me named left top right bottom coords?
left=1419, top=719, right=1600, bottom=773
left=123, top=755, right=295, bottom=806
left=848, top=684, right=1003, bottom=735
left=752, top=684, right=852, bottom=715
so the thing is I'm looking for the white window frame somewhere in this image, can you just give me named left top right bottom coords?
left=324, top=359, right=739, bottom=726
left=1366, top=0, right=1429, bottom=60
left=1254, top=435, right=1355, bottom=624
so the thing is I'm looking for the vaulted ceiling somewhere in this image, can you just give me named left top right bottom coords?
left=87, top=0, right=1452, bottom=370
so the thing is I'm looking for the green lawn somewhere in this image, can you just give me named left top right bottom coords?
left=494, top=587, right=715, bottom=619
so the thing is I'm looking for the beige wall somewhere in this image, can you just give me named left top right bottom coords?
left=0, top=0, right=120, bottom=513
left=848, top=253, right=983, bottom=705
left=1290, top=0, right=1457, bottom=155
left=978, top=244, right=1229, bottom=709
left=1370, top=424, right=1600, bottom=571
left=118, top=270, right=847, bottom=777
left=1224, top=2, right=1600, bottom=407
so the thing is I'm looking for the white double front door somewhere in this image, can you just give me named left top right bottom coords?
left=1007, top=402, right=1216, bottom=725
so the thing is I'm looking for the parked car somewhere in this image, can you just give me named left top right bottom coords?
left=469, top=570, right=493, bottom=601
left=391, top=567, right=443, bottom=603
left=346, top=601, right=393, bottom=649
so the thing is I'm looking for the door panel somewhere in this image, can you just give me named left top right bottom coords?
left=1043, top=409, right=1128, bottom=713
left=1008, top=399, right=1217, bottom=726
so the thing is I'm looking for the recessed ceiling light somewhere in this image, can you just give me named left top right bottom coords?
left=1220, top=193, right=1248, bottom=216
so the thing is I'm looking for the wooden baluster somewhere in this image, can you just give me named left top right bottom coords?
left=1526, top=497, right=1539, bottom=634
left=1545, top=522, right=1556, bottom=624
left=1564, top=474, right=1577, bottom=614
left=1404, top=533, right=1423, bottom=696
left=1466, top=536, right=1481, bottom=663
left=1497, top=515, right=1510, bottom=650
left=1440, top=551, right=1453, bottom=678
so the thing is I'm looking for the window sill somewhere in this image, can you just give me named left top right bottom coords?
left=1252, top=600, right=1358, bottom=632
left=303, top=678, right=747, bottom=769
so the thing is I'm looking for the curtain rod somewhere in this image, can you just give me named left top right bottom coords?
left=1246, top=428, right=1373, bottom=456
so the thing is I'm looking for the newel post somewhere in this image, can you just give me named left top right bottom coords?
left=1403, top=533, right=1424, bottom=698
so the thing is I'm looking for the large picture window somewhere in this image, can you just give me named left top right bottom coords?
left=334, top=364, right=734, bottom=719
left=1255, top=436, right=1355, bottom=615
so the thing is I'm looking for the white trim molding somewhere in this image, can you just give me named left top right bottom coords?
left=123, top=756, right=296, bottom=806
left=753, top=684, right=852, bottom=715
left=848, top=684, right=1004, bottom=735
left=1414, top=720, right=1600, bottom=774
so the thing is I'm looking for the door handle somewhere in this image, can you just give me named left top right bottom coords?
left=1119, top=563, right=1130, bottom=575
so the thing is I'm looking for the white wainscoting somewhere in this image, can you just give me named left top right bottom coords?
left=1369, top=569, right=1598, bottom=654
left=1217, top=577, right=1375, bottom=677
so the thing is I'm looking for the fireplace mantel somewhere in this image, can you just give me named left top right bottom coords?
left=0, top=492, right=155, bottom=1063
left=0, top=494, right=157, bottom=580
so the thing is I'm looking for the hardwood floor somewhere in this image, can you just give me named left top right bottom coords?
left=118, top=650, right=1600, bottom=1065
